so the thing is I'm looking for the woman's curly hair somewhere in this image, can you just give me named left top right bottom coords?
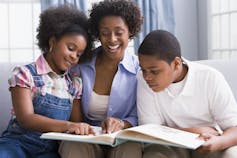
left=36, top=4, right=93, bottom=62
left=89, top=0, right=143, bottom=40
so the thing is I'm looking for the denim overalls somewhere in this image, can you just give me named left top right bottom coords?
left=0, top=64, right=75, bottom=158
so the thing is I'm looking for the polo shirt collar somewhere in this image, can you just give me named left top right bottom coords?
left=179, top=58, right=195, bottom=96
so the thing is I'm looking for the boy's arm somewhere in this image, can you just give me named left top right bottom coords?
left=180, top=126, right=220, bottom=136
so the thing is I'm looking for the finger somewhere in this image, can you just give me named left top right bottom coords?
left=74, top=128, right=80, bottom=135
left=114, top=122, right=121, bottom=132
left=106, top=119, right=113, bottom=133
left=101, top=121, right=107, bottom=133
left=84, top=125, right=90, bottom=135
left=199, top=133, right=211, bottom=141
left=112, top=120, right=122, bottom=132
left=67, top=128, right=75, bottom=134
left=89, top=127, right=96, bottom=135
left=79, top=124, right=85, bottom=135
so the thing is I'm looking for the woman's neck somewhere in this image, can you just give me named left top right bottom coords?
left=96, top=53, right=120, bottom=69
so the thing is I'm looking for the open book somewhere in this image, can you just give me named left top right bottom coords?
left=40, top=124, right=205, bottom=149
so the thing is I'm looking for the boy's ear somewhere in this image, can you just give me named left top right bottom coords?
left=173, top=57, right=183, bottom=70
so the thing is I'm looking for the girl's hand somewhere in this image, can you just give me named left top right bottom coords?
left=101, top=117, right=124, bottom=134
left=66, top=122, right=95, bottom=135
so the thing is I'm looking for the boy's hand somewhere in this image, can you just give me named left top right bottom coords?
left=101, top=117, right=124, bottom=134
left=197, top=133, right=223, bottom=154
left=66, top=122, right=95, bottom=135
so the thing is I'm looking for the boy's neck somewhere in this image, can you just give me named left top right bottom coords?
left=174, top=63, right=188, bottom=83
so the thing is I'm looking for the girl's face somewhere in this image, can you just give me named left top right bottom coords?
left=139, top=54, right=178, bottom=92
left=98, top=16, right=130, bottom=60
left=46, top=34, right=87, bottom=74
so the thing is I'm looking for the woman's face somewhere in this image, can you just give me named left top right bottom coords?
left=98, top=16, right=130, bottom=60
left=46, top=34, right=87, bottom=74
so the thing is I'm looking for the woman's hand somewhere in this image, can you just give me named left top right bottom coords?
left=101, top=117, right=124, bottom=134
left=66, top=122, right=95, bottom=135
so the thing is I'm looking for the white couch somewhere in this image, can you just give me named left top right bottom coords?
left=0, top=60, right=237, bottom=134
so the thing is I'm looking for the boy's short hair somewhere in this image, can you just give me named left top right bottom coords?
left=138, top=30, right=181, bottom=64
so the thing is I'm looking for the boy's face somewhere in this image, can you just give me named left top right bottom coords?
left=139, top=54, right=177, bottom=92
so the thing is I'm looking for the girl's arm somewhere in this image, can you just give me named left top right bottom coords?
left=11, top=86, right=93, bottom=135
left=69, top=99, right=83, bottom=122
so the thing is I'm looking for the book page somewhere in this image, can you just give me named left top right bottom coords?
left=40, top=126, right=119, bottom=146
left=116, top=124, right=204, bottom=149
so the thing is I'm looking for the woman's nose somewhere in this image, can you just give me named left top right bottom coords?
left=109, top=33, right=117, bottom=42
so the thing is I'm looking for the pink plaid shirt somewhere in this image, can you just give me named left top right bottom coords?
left=8, top=55, right=82, bottom=102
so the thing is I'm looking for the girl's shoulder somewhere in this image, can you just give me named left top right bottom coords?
left=8, top=63, right=35, bottom=89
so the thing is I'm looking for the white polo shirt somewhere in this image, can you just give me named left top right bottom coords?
left=137, top=60, right=237, bottom=130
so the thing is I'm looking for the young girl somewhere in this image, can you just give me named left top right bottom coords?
left=0, top=5, right=94, bottom=158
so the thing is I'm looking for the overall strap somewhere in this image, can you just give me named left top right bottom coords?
left=25, top=64, right=45, bottom=87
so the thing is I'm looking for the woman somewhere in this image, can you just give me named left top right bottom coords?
left=59, top=0, right=143, bottom=158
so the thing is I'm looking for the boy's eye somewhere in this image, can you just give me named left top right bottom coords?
left=151, top=70, right=159, bottom=75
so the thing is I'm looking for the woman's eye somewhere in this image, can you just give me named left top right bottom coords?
left=115, top=31, right=123, bottom=36
left=101, top=32, right=110, bottom=36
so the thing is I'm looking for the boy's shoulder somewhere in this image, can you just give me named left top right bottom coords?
left=188, top=60, right=224, bottom=78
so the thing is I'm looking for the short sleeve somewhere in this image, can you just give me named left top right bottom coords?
left=8, top=65, right=34, bottom=90
left=73, top=76, right=83, bottom=99
left=208, top=70, right=237, bottom=129
left=70, top=66, right=83, bottom=99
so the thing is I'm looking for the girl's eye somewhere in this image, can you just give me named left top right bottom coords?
left=76, top=52, right=83, bottom=58
left=68, top=46, right=74, bottom=51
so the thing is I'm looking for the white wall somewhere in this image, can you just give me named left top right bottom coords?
left=174, top=0, right=199, bottom=60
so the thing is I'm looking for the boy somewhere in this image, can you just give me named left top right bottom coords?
left=137, top=30, right=237, bottom=158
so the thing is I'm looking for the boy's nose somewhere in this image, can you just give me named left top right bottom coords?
left=144, top=73, right=152, bottom=81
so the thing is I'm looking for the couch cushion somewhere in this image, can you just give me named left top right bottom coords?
left=0, top=63, right=25, bottom=134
